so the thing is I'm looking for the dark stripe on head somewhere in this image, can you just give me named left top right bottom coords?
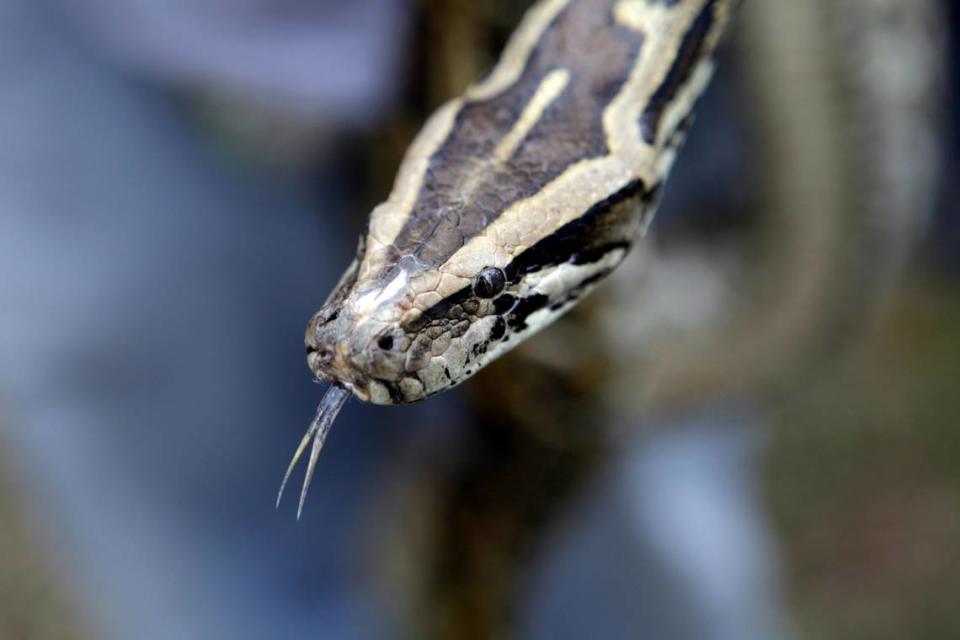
left=404, top=177, right=656, bottom=333
left=489, top=316, right=507, bottom=341
left=639, top=0, right=717, bottom=144
left=504, top=178, right=652, bottom=281
left=405, top=285, right=473, bottom=333
left=507, top=294, right=550, bottom=331
left=386, top=0, right=646, bottom=271
left=549, top=271, right=612, bottom=311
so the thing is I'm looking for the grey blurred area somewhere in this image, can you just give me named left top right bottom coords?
left=0, top=0, right=424, bottom=638
left=0, top=1, right=956, bottom=639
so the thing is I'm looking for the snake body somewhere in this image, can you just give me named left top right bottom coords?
left=281, top=0, right=736, bottom=515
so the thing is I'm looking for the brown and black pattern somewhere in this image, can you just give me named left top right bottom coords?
left=640, top=0, right=719, bottom=143
left=504, top=178, right=659, bottom=280
left=284, top=0, right=736, bottom=523
left=387, top=0, right=646, bottom=270
left=301, top=0, right=736, bottom=405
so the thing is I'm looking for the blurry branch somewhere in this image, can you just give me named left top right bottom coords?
left=0, top=441, right=91, bottom=640
left=412, top=367, right=608, bottom=639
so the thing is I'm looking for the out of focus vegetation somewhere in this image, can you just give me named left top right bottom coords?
left=769, top=278, right=960, bottom=640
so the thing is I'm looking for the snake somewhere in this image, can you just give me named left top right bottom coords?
left=278, top=0, right=737, bottom=517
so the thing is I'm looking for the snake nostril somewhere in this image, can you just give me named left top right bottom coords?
left=377, top=336, right=394, bottom=351
left=309, top=346, right=334, bottom=365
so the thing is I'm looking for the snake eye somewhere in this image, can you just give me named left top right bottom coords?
left=473, top=267, right=506, bottom=299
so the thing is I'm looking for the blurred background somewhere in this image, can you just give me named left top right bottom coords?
left=0, top=1, right=956, bottom=639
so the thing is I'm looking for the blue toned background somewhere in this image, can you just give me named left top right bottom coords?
left=0, top=1, right=956, bottom=639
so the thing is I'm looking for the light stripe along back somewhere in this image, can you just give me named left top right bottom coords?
left=279, top=0, right=736, bottom=517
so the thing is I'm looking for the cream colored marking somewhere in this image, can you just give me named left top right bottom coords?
left=613, top=0, right=663, bottom=32
left=441, top=155, right=638, bottom=283
left=418, top=68, right=569, bottom=219
left=643, top=14, right=729, bottom=147
left=353, top=268, right=409, bottom=315
left=466, top=0, right=574, bottom=101
left=492, top=68, right=571, bottom=163
left=658, top=61, right=715, bottom=151
left=431, top=0, right=729, bottom=300
left=652, top=2, right=731, bottom=147
left=519, top=248, right=628, bottom=304
left=614, top=0, right=728, bottom=148
left=384, top=68, right=572, bottom=297
left=345, top=380, right=369, bottom=402
left=362, top=0, right=719, bottom=284
left=608, top=2, right=701, bottom=152
left=367, top=380, right=389, bottom=404
left=399, top=378, right=424, bottom=401
left=465, top=250, right=627, bottom=382
left=363, top=0, right=574, bottom=268
left=362, top=99, right=462, bottom=278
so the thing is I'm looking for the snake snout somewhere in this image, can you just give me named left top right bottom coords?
left=305, top=307, right=355, bottom=381
left=306, top=344, right=335, bottom=373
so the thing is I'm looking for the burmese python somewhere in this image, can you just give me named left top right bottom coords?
left=278, top=0, right=737, bottom=516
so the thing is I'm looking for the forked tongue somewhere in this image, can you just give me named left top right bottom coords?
left=276, top=383, right=351, bottom=519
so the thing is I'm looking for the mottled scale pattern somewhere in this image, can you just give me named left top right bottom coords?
left=640, top=0, right=718, bottom=143
left=303, top=0, right=735, bottom=405
left=386, top=0, right=645, bottom=273
left=283, top=0, right=736, bottom=522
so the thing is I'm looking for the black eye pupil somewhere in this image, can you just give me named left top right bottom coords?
left=378, top=336, right=394, bottom=350
left=474, top=267, right=506, bottom=299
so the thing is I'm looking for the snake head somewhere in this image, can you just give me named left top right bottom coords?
left=305, top=272, right=410, bottom=402
left=305, top=201, right=638, bottom=406
left=304, top=249, right=473, bottom=405
left=287, top=0, right=734, bottom=516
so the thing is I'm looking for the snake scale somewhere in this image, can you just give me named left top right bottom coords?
left=278, top=0, right=737, bottom=516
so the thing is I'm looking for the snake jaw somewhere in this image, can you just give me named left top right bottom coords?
left=306, top=301, right=407, bottom=392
